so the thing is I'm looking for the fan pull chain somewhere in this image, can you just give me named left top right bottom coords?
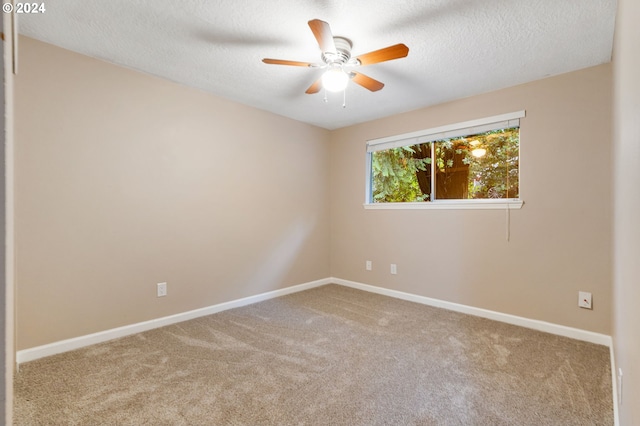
left=323, top=88, right=328, bottom=103
left=342, top=89, right=346, bottom=108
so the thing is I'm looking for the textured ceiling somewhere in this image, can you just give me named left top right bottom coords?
left=18, top=0, right=616, bottom=129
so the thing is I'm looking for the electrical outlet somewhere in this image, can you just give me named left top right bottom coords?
left=390, top=264, right=397, bottom=275
left=366, top=260, right=372, bottom=271
left=157, top=282, right=167, bottom=297
left=578, top=291, right=592, bottom=309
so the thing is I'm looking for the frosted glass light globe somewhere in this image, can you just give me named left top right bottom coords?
left=322, top=68, right=348, bottom=92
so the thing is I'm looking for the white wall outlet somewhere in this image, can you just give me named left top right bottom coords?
left=578, top=291, right=592, bottom=309
left=390, top=264, right=397, bottom=275
left=157, top=282, right=167, bottom=297
left=366, top=260, right=372, bottom=271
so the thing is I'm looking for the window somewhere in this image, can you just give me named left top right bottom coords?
left=365, top=111, right=525, bottom=209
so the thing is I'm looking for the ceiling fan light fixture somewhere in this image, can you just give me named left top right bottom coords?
left=322, top=67, right=349, bottom=92
left=262, top=19, right=409, bottom=96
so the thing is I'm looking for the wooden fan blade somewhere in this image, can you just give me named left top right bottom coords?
left=308, top=19, right=336, bottom=54
left=305, top=78, right=323, bottom=94
left=351, top=72, right=385, bottom=92
left=262, top=58, right=313, bottom=67
left=355, top=43, right=409, bottom=66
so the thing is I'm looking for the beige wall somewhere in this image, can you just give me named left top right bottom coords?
left=16, top=35, right=616, bottom=353
left=330, top=64, right=613, bottom=334
left=15, top=37, right=331, bottom=350
left=613, top=0, right=640, bottom=422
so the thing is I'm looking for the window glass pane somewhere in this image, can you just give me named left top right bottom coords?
left=435, top=127, right=519, bottom=199
left=371, top=143, right=431, bottom=202
left=369, top=127, right=519, bottom=203
left=435, top=139, right=470, bottom=199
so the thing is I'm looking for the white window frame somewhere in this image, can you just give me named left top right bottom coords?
left=365, top=111, right=525, bottom=210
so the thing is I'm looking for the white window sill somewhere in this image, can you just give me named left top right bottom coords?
left=363, top=199, right=524, bottom=210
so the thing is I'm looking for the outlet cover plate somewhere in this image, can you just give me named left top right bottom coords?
left=157, top=282, right=167, bottom=297
left=578, top=291, right=592, bottom=309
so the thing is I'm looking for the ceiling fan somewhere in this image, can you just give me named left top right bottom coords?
left=262, top=19, right=409, bottom=95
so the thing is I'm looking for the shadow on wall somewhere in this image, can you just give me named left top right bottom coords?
left=243, top=215, right=318, bottom=294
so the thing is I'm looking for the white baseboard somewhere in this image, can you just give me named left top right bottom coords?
left=18, top=277, right=613, bottom=365
left=16, top=278, right=331, bottom=364
left=610, top=344, right=620, bottom=426
left=331, top=278, right=613, bottom=347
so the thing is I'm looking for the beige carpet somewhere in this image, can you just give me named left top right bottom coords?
left=14, top=284, right=613, bottom=425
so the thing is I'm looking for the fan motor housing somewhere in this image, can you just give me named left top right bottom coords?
left=322, top=37, right=352, bottom=65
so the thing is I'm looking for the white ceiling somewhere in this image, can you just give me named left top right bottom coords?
left=18, top=0, right=617, bottom=130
